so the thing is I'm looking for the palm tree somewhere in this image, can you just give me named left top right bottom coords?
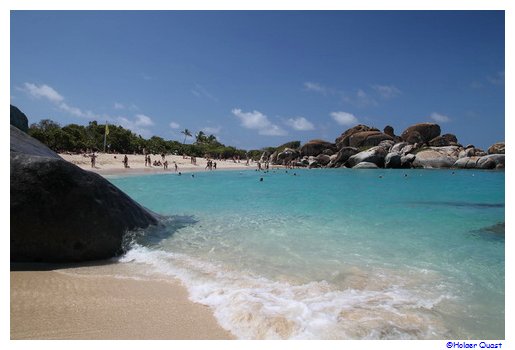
left=181, top=128, right=192, bottom=144
left=195, top=131, right=206, bottom=144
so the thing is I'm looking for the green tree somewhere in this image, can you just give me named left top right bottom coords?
left=181, top=128, right=192, bottom=145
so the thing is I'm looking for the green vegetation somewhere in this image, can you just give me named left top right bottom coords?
left=28, top=119, right=300, bottom=160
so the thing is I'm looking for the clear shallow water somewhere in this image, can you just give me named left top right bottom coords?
left=109, top=168, right=504, bottom=339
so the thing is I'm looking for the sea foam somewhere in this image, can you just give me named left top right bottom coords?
left=120, top=243, right=453, bottom=339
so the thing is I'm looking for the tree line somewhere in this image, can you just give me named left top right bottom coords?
left=28, top=119, right=300, bottom=160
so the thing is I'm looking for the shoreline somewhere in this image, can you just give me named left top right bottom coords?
left=10, top=264, right=235, bottom=340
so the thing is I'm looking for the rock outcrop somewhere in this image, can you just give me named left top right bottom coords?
left=352, top=162, right=378, bottom=169
left=459, top=147, right=487, bottom=159
left=276, top=148, right=300, bottom=165
left=347, top=146, right=388, bottom=168
left=300, top=140, right=336, bottom=157
left=453, top=154, right=505, bottom=169
left=428, top=133, right=458, bottom=147
left=11, top=121, right=158, bottom=263
left=348, top=131, right=393, bottom=148
left=412, top=146, right=460, bottom=168
left=327, top=147, right=359, bottom=168
left=488, top=142, right=505, bottom=155
left=10, top=105, right=29, bottom=133
left=335, top=125, right=379, bottom=149
left=401, top=123, right=441, bottom=144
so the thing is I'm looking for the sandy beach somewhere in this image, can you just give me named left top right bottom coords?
left=10, top=265, right=234, bottom=340
left=60, top=152, right=260, bottom=175
left=10, top=153, right=245, bottom=340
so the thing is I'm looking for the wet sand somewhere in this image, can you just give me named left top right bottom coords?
left=10, top=268, right=234, bottom=340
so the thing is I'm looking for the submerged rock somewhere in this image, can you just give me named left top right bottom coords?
left=10, top=124, right=158, bottom=263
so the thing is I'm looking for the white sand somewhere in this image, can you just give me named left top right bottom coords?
left=59, top=152, right=261, bottom=175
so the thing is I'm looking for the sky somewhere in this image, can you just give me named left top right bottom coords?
left=10, top=11, right=505, bottom=150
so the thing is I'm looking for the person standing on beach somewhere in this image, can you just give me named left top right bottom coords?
left=123, top=155, right=129, bottom=168
left=91, top=153, right=97, bottom=168
left=174, top=162, right=178, bottom=172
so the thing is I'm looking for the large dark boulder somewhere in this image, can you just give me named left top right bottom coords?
left=429, top=133, right=458, bottom=147
left=383, top=125, right=395, bottom=138
left=348, top=131, right=393, bottom=148
left=385, top=152, right=402, bottom=168
left=401, top=123, right=441, bottom=144
left=300, top=139, right=336, bottom=157
left=11, top=105, right=29, bottom=133
left=335, top=124, right=379, bottom=149
left=10, top=125, right=158, bottom=263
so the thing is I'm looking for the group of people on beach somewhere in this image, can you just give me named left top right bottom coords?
left=205, top=159, right=217, bottom=170
left=257, top=161, right=270, bottom=171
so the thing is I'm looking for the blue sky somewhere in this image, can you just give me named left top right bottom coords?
left=10, top=11, right=504, bottom=150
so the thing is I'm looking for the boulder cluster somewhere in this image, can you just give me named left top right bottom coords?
left=263, top=123, right=505, bottom=170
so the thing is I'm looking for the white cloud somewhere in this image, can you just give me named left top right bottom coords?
left=114, top=102, right=125, bottom=109
left=191, top=84, right=218, bottom=102
left=343, top=89, right=377, bottom=107
left=372, top=84, right=402, bottom=99
left=116, top=114, right=155, bottom=138
left=21, top=82, right=100, bottom=119
left=260, top=124, right=287, bottom=136
left=22, top=83, right=64, bottom=103
left=59, top=102, right=97, bottom=119
left=430, top=112, right=451, bottom=123
left=232, top=108, right=287, bottom=136
left=169, top=121, right=180, bottom=129
left=285, top=116, right=315, bottom=131
left=330, top=111, right=359, bottom=126
left=303, top=82, right=327, bottom=93
left=202, top=126, right=222, bottom=134
left=134, top=114, right=154, bottom=127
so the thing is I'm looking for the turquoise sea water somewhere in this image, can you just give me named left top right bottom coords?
left=110, top=168, right=504, bottom=339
